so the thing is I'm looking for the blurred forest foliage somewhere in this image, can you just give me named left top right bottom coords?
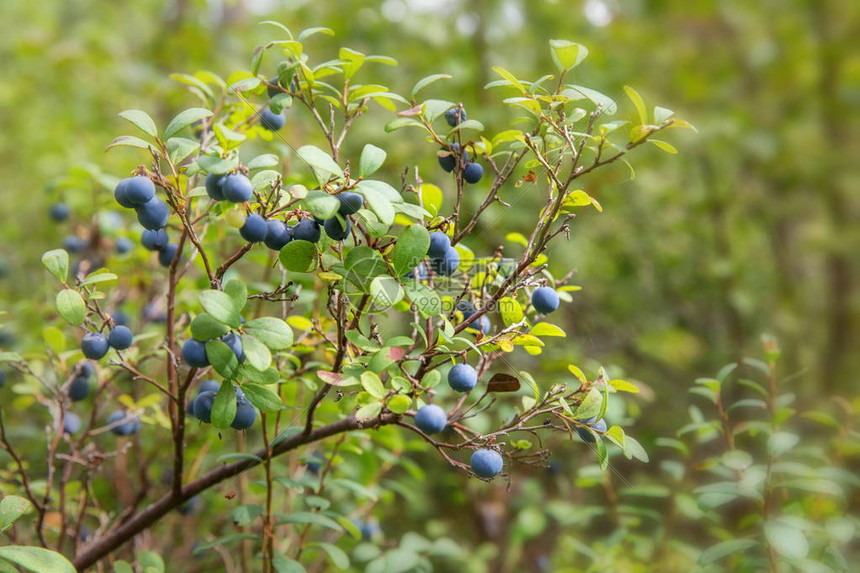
left=0, top=0, right=857, bottom=571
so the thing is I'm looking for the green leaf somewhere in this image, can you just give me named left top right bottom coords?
left=500, top=297, right=524, bottom=326
left=166, top=137, right=200, bottom=164
left=272, top=556, right=306, bottom=573
left=764, top=520, right=809, bottom=560
left=531, top=322, right=565, bottom=337
left=361, top=372, right=386, bottom=399
left=573, top=388, right=602, bottom=420
left=244, top=317, right=294, bottom=350
left=231, top=504, right=263, bottom=527
left=41, top=249, right=69, bottom=282
left=623, top=85, right=647, bottom=125
left=191, top=313, right=230, bottom=341
left=241, top=383, right=283, bottom=413
left=391, top=225, right=430, bottom=276
left=648, top=139, right=678, bottom=154
left=654, top=106, right=675, bottom=124
left=240, top=335, right=272, bottom=371
left=113, top=561, right=134, bottom=573
left=358, top=144, right=386, bottom=177
left=0, top=497, right=31, bottom=532
left=622, top=435, right=649, bottom=463
left=549, top=39, right=588, bottom=71
left=191, top=534, right=258, bottom=556
left=211, top=380, right=237, bottom=428
left=137, top=551, right=164, bottom=573
left=246, top=154, right=280, bottom=170
left=564, top=85, right=618, bottom=115
left=206, top=340, right=240, bottom=379
left=491, top=66, right=526, bottom=93
left=698, top=539, right=760, bottom=565
left=79, top=272, right=118, bottom=287
left=199, top=290, right=241, bottom=328
left=238, top=365, right=280, bottom=385
left=387, top=394, right=411, bottom=414
left=296, top=145, right=343, bottom=183
left=608, top=379, right=639, bottom=393
left=768, top=432, right=799, bottom=457
left=223, top=279, right=247, bottom=311
left=277, top=512, right=342, bottom=531
left=164, top=108, right=213, bottom=140
left=356, top=402, right=382, bottom=420
left=198, top=154, right=239, bottom=174
left=339, top=47, right=366, bottom=79
left=56, top=289, right=86, bottom=326
left=298, top=26, right=334, bottom=41
left=362, top=186, right=395, bottom=226
left=310, top=542, right=350, bottom=569
left=118, top=109, right=157, bottom=137
left=106, top=135, right=155, bottom=151
left=303, top=191, right=340, bottom=219
left=0, top=547, right=76, bottom=573
left=411, top=74, right=452, bottom=98
left=403, top=282, right=442, bottom=318
left=279, top=240, right=318, bottom=273
left=370, top=276, right=403, bottom=309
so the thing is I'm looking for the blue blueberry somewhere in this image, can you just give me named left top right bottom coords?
left=478, top=315, right=491, bottom=334
left=115, top=237, right=133, bottom=254
left=437, top=143, right=468, bottom=173
left=197, top=379, right=221, bottom=395
left=357, top=520, right=380, bottom=541
left=141, top=228, right=169, bottom=251
left=305, top=451, right=325, bottom=474
left=111, top=311, right=129, bottom=327
left=50, top=203, right=70, bottom=222
left=430, top=246, right=460, bottom=276
left=231, top=395, right=256, bottom=430
left=323, top=217, right=350, bottom=240
left=158, top=244, right=179, bottom=267
left=260, top=109, right=285, bottom=131
left=63, top=412, right=82, bottom=435
left=291, top=218, right=321, bottom=243
left=77, top=361, right=95, bottom=378
left=221, top=174, right=253, bottom=203
left=63, top=236, right=85, bottom=253
left=463, top=162, right=483, bottom=184
left=192, top=391, right=216, bottom=423
left=414, top=404, right=447, bottom=434
left=107, top=410, right=141, bottom=435
left=114, top=178, right=136, bottom=208
left=531, top=287, right=559, bottom=314
left=81, top=332, right=110, bottom=360
left=135, top=196, right=169, bottom=230
left=264, top=220, right=292, bottom=251
left=402, top=263, right=428, bottom=281
left=240, top=214, right=268, bottom=243
left=445, top=107, right=467, bottom=127
left=456, top=299, right=476, bottom=320
left=205, top=173, right=225, bottom=201
left=337, top=192, right=364, bottom=215
left=0, top=368, right=6, bottom=388
left=267, top=76, right=282, bottom=98
left=108, top=325, right=133, bottom=350
left=470, top=448, right=503, bottom=479
left=68, top=376, right=90, bottom=401
left=124, top=176, right=156, bottom=206
left=181, top=339, right=209, bottom=368
left=427, top=231, right=451, bottom=258
left=221, top=333, right=245, bottom=364
left=448, top=363, right=477, bottom=393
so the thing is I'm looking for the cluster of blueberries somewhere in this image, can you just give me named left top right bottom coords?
left=113, top=176, right=181, bottom=267
left=51, top=202, right=134, bottom=257
left=437, top=107, right=483, bottom=184
left=68, top=360, right=96, bottom=401
left=186, top=379, right=256, bottom=431
left=60, top=360, right=141, bottom=438
left=80, top=324, right=134, bottom=361
left=182, top=332, right=245, bottom=369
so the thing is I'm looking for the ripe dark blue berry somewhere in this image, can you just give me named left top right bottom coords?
left=141, top=229, right=169, bottom=251
left=576, top=417, right=607, bottom=443
left=68, top=376, right=90, bottom=401
left=260, top=109, right=285, bottom=131
left=221, top=174, right=253, bottom=203
left=448, top=363, right=477, bottom=392
left=427, top=231, right=451, bottom=258
left=240, top=214, right=268, bottom=242
left=221, top=333, right=245, bottom=364
left=197, top=379, right=221, bottom=395
left=323, top=217, right=350, bottom=240
left=336, top=192, right=364, bottom=215
left=192, top=391, right=217, bottom=423
left=414, top=404, right=447, bottom=434
left=63, top=412, right=82, bottom=435
left=136, top=196, right=169, bottom=230
left=264, top=220, right=292, bottom=251
left=63, top=236, right=86, bottom=253
left=445, top=107, right=467, bottom=127
left=463, top=162, right=483, bottom=184
left=81, top=332, right=110, bottom=360
left=124, top=176, right=156, bottom=205
left=50, top=203, right=70, bottom=222
left=430, top=246, right=460, bottom=276
left=181, top=339, right=209, bottom=368
left=205, top=173, right=225, bottom=201
left=114, top=178, right=136, bottom=208
left=107, top=411, right=141, bottom=435
left=115, top=237, right=133, bottom=254
left=158, top=244, right=179, bottom=267
left=231, top=396, right=256, bottom=430
left=470, top=448, right=503, bottom=478
left=291, top=218, right=321, bottom=243
left=531, top=287, right=560, bottom=314
left=108, top=325, right=133, bottom=350
left=267, top=76, right=282, bottom=98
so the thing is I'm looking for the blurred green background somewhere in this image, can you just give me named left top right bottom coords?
left=0, top=0, right=857, bottom=571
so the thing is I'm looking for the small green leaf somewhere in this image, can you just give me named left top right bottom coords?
left=166, top=137, right=200, bottom=164
left=403, top=282, right=442, bottom=318
left=223, top=279, right=248, bottom=312
left=411, top=74, right=452, bottom=98
left=303, top=191, right=340, bottom=219
left=241, top=383, right=283, bottom=413
left=244, top=318, right=294, bottom=350
left=240, top=335, right=272, bottom=371
left=231, top=504, right=263, bottom=527
left=549, top=39, right=588, bottom=71
left=356, top=402, right=382, bottom=420
left=358, top=144, right=386, bottom=178
left=118, top=109, right=157, bottom=137
left=277, top=511, right=342, bottom=531
left=106, top=135, right=155, bottom=152
left=623, top=85, right=647, bottom=125
left=768, top=432, right=799, bottom=457
left=206, top=340, right=240, bottom=379
left=0, top=496, right=32, bottom=532
left=279, top=240, right=317, bottom=273
left=271, top=556, right=306, bottom=573
left=764, top=520, right=809, bottom=560
left=41, top=249, right=69, bottom=283
left=211, top=380, right=237, bottom=428
left=310, top=542, right=350, bottom=569
left=361, top=186, right=395, bottom=225
left=648, top=139, right=678, bottom=154
left=164, top=108, right=213, bottom=140
left=199, top=290, right=241, bottom=327
left=361, top=372, right=386, bottom=399
left=296, top=145, right=343, bottom=183
left=0, top=547, right=76, bottom=573
left=608, top=379, right=639, bottom=393
left=500, top=297, right=524, bottom=326
left=387, top=394, right=411, bottom=414
left=369, top=276, right=403, bottom=309
left=56, top=289, right=86, bottom=326
left=530, top=322, right=565, bottom=337
left=698, top=539, right=759, bottom=565
left=191, top=313, right=230, bottom=341
left=573, top=388, right=602, bottom=420
left=391, top=224, right=430, bottom=276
